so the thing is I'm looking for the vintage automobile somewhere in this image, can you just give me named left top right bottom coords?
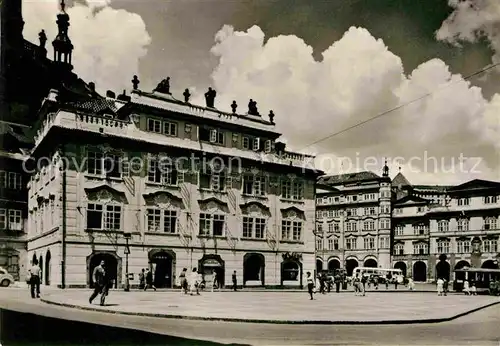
left=0, top=267, right=15, bottom=287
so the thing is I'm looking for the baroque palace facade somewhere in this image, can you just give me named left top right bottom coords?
left=27, top=82, right=320, bottom=288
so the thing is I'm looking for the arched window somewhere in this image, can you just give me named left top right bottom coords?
left=282, top=261, right=299, bottom=281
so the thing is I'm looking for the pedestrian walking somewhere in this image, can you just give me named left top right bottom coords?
left=306, top=272, right=315, bottom=300
left=138, top=268, right=145, bottom=290
left=189, top=268, right=200, bottom=295
left=335, top=274, right=341, bottom=293
left=144, top=268, right=156, bottom=291
left=179, top=268, right=188, bottom=294
left=232, top=270, right=237, bottom=291
left=211, top=270, right=218, bottom=292
left=407, top=277, right=415, bottom=290
left=28, top=259, right=41, bottom=299
left=463, top=280, right=470, bottom=295
left=89, top=260, right=107, bottom=306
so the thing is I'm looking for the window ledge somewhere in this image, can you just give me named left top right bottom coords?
left=85, top=228, right=124, bottom=233
left=145, top=182, right=180, bottom=189
left=198, top=235, right=228, bottom=239
left=199, top=188, right=227, bottom=194
left=84, top=174, right=123, bottom=182
left=144, top=232, right=179, bottom=236
left=241, top=237, right=267, bottom=242
left=279, top=240, right=304, bottom=244
left=241, top=194, right=268, bottom=200
left=280, top=198, right=304, bottom=204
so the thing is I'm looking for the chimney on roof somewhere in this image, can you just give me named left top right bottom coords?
left=88, top=82, right=95, bottom=92
left=275, top=142, right=286, bottom=155
left=106, top=90, right=116, bottom=99
left=116, top=89, right=131, bottom=102
left=47, top=89, right=59, bottom=102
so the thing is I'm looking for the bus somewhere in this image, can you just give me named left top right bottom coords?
left=352, top=267, right=404, bottom=284
left=453, top=267, right=500, bottom=294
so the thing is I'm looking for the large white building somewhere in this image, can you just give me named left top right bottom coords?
left=392, top=172, right=500, bottom=282
left=26, top=80, right=320, bottom=289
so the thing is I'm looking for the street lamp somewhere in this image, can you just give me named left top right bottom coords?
left=124, top=233, right=131, bottom=292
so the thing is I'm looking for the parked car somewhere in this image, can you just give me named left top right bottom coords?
left=0, top=267, right=14, bottom=287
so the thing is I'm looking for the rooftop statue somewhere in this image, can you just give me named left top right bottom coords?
left=231, top=101, right=237, bottom=114
left=268, top=110, right=275, bottom=124
left=38, top=29, right=47, bottom=48
left=248, top=99, right=259, bottom=116
left=132, top=75, right=140, bottom=90
left=154, top=77, right=171, bottom=94
left=183, top=88, right=191, bottom=103
left=205, top=87, right=216, bottom=108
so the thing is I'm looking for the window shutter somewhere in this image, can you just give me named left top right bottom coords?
left=264, top=140, right=272, bottom=153
left=253, top=138, right=260, bottom=151
left=210, top=129, right=217, bottom=143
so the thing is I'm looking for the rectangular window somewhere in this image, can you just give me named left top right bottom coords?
left=437, top=220, right=449, bottom=232
left=437, top=241, right=450, bottom=254
left=394, top=244, right=404, bottom=255
left=281, top=220, right=302, bottom=241
left=264, top=140, right=272, bottom=153
left=87, top=150, right=122, bottom=178
left=242, top=175, right=266, bottom=196
left=7, top=172, right=22, bottom=189
left=0, top=209, right=6, bottom=229
left=147, top=118, right=162, bottom=133
left=457, top=219, right=469, bottom=232
left=281, top=180, right=303, bottom=200
left=457, top=240, right=471, bottom=254
left=484, top=217, right=497, bottom=230
left=363, top=221, right=375, bottom=231
left=147, top=157, right=178, bottom=186
left=147, top=209, right=161, bottom=232
left=457, top=198, right=470, bottom=206
left=199, top=170, right=226, bottom=192
left=316, top=238, right=323, bottom=251
left=0, top=171, right=6, bottom=187
left=346, top=237, right=357, bottom=250
left=8, top=210, right=22, bottom=231
left=413, top=224, right=428, bottom=235
left=252, top=138, right=260, bottom=151
left=242, top=217, right=266, bottom=239
left=163, top=121, right=178, bottom=136
left=364, top=237, right=375, bottom=250
left=86, top=203, right=121, bottom=230
left=413, top=243, right=428, bottom=255
left=242, top=137, right=250, bottom=149
left=484, top=196, right=498, bottom=204
left=199, top=213, right=225, bottom=236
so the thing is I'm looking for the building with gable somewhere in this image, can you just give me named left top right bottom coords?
left=392, top=172, right=500, bottom=282
left=27, top=78, right=321, bottom=288
left=314, top=164, right=393, bottom=276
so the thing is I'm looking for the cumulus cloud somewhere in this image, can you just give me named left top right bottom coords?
left=22, top=0, right=151, bottom=94
left=437, top=0, right=500, bottom=64
left=209, top=25, right=500, bottom=185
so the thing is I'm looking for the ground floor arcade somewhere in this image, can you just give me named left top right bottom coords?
left=27, top=243, right=314, bottom=289
left=315, top=253, right=391, bottom=276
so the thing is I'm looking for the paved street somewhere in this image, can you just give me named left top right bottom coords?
left=38, top=287, right=499, bottom=323
left=0, top=287, right=499, bottom=345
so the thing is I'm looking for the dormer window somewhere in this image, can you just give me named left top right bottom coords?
left=163, top=121, right=177, bottom=136
left=252, top=138, right=260, bottom=151
left=264, top=140, right=272, bottom=153
left=147, top=118, right=162, bottom=133
left=199, top=127, right=224, bottom=145
left=242, top=137, right=250, bottom=149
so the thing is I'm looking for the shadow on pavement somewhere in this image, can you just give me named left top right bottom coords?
left=0, top=309, right=249, bottom=346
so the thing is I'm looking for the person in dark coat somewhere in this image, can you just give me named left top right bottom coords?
left=138, top=268, right=145, bottom=290
left=232, top=270, right=237, bottom=291
left=89, top=260, right=107, bottom=306
left=335, top=274, right=341, bottom=293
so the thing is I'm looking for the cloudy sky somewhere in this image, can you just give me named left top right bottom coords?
left=23, top=0, right=500, bottom=185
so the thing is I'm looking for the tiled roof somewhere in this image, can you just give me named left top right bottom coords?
left=392, top=172, right=412, bottom=187
left=413, top=185, right=451, bottom=192
left=64, top=98, right=118, bottom=114
left=318, top=171, right=381, bottom=185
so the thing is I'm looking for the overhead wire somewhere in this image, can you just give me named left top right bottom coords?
left=300, top=62, right=500, bottom=151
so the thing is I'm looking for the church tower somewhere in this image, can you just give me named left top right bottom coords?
left=52, top=0, right=73, bottom=70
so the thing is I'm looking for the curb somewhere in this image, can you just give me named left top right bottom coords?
left=40, top=298, right=500, bottom=325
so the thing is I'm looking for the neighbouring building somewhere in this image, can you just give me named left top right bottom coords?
left=27, top=77, right=321, bottom=288
left=314, top=165, right=392, bottom=276
left=0, top=0, right=94, bottom=283
left=391, top=172, right=500, bottom=282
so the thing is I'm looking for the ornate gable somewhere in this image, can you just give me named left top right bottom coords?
left=280, top=206, right=305, bottom=220
left=85, top=185, right=127, bottom=203
left=143, top=191, right=183, bottom=208
left=198, top=197, right=229, bottom=213
left=240, top=202, right=270, bottom=216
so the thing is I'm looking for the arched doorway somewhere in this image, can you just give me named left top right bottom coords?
left=394, top=261, right=407, bottom=277
left=45, top=250, right=51, bottom=285
left=413, top=261, right=427, bottom=282
left=345, top=258, right=359, bottom=276
left=481, top=260, right=498, bottom=269
left=435, top=260, right=450, bottom=281
left=281, top=260, right=302, bottom=287
left=199, top=254, right=225, bottom=288
left=316, top=259, right=323, bottom=273
left=243, top=253, right=265, bottom=286
left=454, top=260, right=470, bottom=281
left=149, top=250, right=176, bottom=288
left=364, top=258, right=377, bottom=268
left=87, top=252, right=120, bottom=288
left=38, top=255, right=43, bottom=282
left=328, top=258, right=341, bottom=272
